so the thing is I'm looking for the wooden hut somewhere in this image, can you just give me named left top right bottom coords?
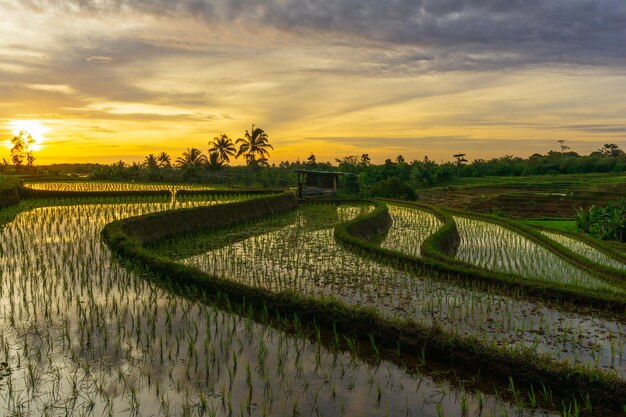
left=294, top=170, right=348, bottom=198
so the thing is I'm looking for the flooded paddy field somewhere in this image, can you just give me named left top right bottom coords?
left=0, top=196, right=569, bottom=417
left=2, top=178, right=625, bottom=417
left=168, top=204, right=626, bottom=380
left=454, top=216, right=626, bottom=295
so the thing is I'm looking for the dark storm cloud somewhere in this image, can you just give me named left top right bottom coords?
left=16, top=0, right=626, bottom=70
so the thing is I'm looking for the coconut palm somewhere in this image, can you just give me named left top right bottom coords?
left=207, top=151, right=225, bottom=171
left=209, top=134, right=237, bottom=164
left=144, top=154, right=159, bottom=171
left=175, top=148, right=207, bottom=168
left=235, top=124, right=273, bottom=166
left=157, top=152, right=172, bottom=169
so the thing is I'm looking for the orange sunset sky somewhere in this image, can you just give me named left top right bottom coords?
left=1, top=1, right=625, bottom=165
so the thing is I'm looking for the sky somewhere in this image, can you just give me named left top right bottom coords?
left=0, top=0, right=625, bottom=165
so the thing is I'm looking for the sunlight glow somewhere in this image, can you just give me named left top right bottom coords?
left=8, top=120, right=48, bottom=151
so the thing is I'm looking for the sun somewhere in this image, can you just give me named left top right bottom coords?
left=8, top=120, right=48, bottom=151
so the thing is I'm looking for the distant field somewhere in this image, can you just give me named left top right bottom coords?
left=434, top=172, right=626, bottom=190
left=419, top=172, right=626, bottom=218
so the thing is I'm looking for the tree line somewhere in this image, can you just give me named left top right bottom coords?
left=4, top=128, right=626, bottom=199
left=87, top=142, right=626, bottom=197
left=92, top=125, right=273, bottom=181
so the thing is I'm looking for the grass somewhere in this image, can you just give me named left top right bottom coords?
left=453, top=215, right=624, bottom=294
left=0, top=195, right=171, bottom=229
left=420, top=172, right=626, bottom=218
left=151, top=202, right=368, bottom=259
left=374, top=199, right=626, bottom=311
left=380, top=204, right=442, bottom=257
left=525, top=219, right=626, bottom=266
left=445, top=207, right=626, bottom=286
left=0, top=174, right=20, bottom=191
left=22, top=180, right=226, bottom=192
left=523, top=219, right=578, bottom=233
left=0, top=175, right=21, bottom=209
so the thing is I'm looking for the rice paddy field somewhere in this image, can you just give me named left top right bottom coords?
left=167, top=204, right=625, bottom=376
left=540, top=230, right=626, bottom=271
left=22, top=181, right=219, bottom=193
left=454, top=216, right=626, bottom=294
left=1, top=181, right=625, bottom=416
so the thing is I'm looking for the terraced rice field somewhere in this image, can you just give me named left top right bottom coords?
left=0, top=196, right=559, bottom=417
left=454, top=216, right=626, bottom=294
left=541, top=230, right=626, bottom=271
left=174, top=204, right=626, bottom=378
left=2, top=186, right=625, bottom=416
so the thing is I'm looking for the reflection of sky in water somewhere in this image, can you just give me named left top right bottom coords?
left=0, top=201, right=551, bottom=416
left=184, top=205, right=626, bottom=378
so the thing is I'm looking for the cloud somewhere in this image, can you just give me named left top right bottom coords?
left=10, top=0, right=626, bottom=70
left=547, top=124, right=626, bottom=134
left=26, top=84, right=77, bottom=94
left=86, top=56, right=112, bottom=64
left=1, top=0, right=625, bottom=164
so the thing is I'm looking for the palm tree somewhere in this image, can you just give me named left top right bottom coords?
left=157, top=152, right=172, bottom=169
left=209, top=134, right=237, bottom=164
left=207, top=152, right=225, bottom=171
left=175, top=148, right=207, bottom=168
left=144, top=154, right=159, bottom=171
left=236, top=124, right=273, bottom=166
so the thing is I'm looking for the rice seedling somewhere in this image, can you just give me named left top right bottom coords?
left=454, top=216, right=626, bottom=294
left=541, top=230, right=626, bottom=271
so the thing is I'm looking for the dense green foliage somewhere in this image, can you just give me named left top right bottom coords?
left=576, top=199, right=626, bottom=242
left=0, top=175, right=21, bottom=208
left=0, top=174, right=19, bottom=191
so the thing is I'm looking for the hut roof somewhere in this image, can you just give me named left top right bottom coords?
left=293, top=169, right=353, bottom=176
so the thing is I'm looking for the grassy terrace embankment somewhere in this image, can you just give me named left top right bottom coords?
left=175, top=188, right=282, bottom=201
left=102, top=194, right=626, bottom=414
left=0, top=175, right=21, bottom=208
